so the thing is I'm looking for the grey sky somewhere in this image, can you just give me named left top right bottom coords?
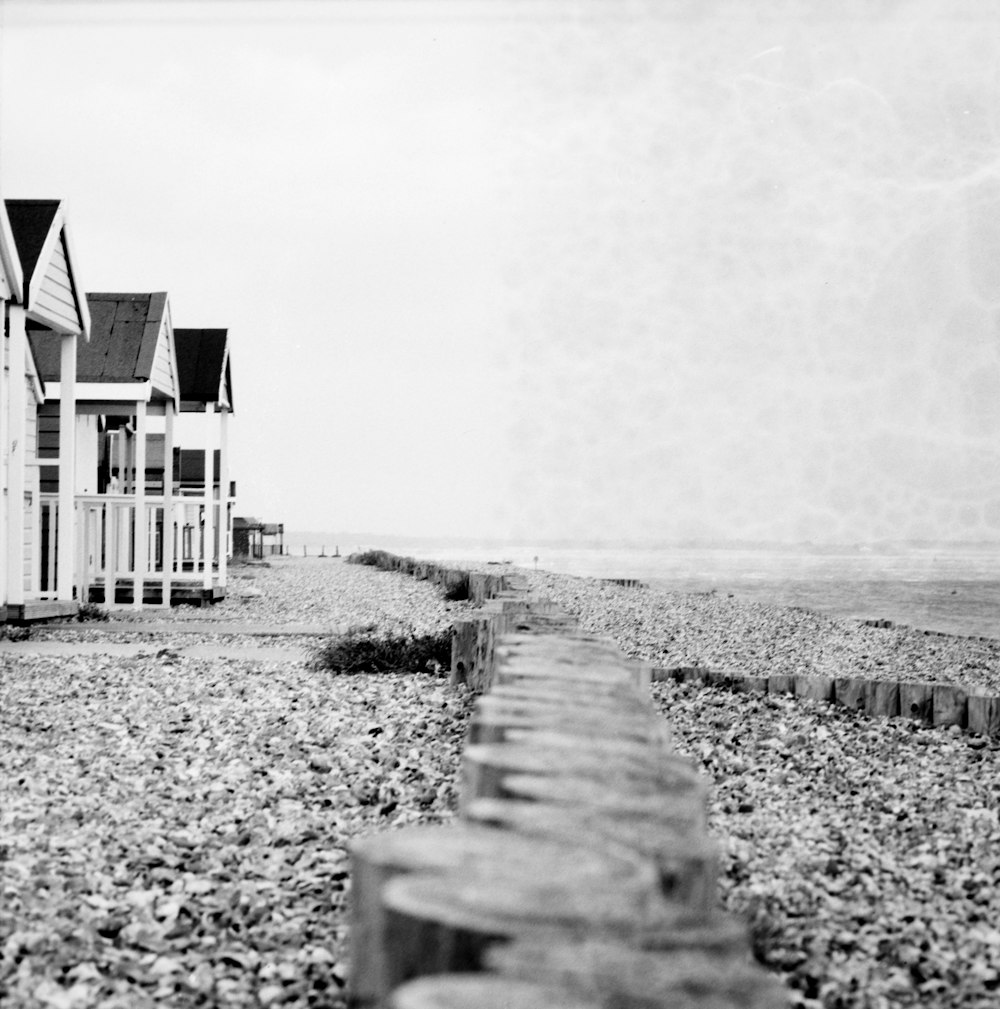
left=2, top=0, right=998, bottom=544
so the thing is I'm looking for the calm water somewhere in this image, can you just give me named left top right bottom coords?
left=287, top=537, right=1000, bottom=640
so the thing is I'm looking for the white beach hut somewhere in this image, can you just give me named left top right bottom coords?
left=2, top=199, right=90, bottom=621
left=30, top=291, right=183, bottom=608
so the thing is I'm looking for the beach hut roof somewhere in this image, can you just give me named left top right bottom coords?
left=174, top=328, right=233, bottom=411
left=4, top=199, right=90, bottom=337
left=29, top=292, right=179, bottom=405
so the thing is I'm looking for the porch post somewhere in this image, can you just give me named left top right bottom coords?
left=0, top=301, right=8, bottom=611
left=161, top=404, right=174, bottom=606
left=218, top=406, right=229, bottom=590
left=133, top=401, right=147, bottom=609
left=57, top=332, right=77, bottom=602
left=202, top=410, right=214, bottom=592
left=6, top=305, right=26, bottom=608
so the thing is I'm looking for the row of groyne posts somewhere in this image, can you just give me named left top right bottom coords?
left=344, top=552, right=788, bottom=1009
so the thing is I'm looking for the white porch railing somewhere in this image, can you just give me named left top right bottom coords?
left=40, top=492, right=231, bottom=605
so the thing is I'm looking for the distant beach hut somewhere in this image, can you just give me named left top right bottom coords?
left=173, top=328, right=235, bottom=602
left=233, top=516, right=264, bottom=559
left=1, top=199, right=90, bottom=622
left=232, top=518, right=283, bottom=559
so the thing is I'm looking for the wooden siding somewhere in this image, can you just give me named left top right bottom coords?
left=38, top=412, right=59, bottom=460
left=150, top=320, right=176, bottom=400
left=32, top=235, right=82, bottom=333
left=25, top=376, right=38, bottom=460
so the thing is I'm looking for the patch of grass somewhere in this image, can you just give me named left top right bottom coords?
left=309, top=627, right=453, bottom=675
left=76, top=602, right=110, bottom=622
left=346, top=550, right=387, bottom=567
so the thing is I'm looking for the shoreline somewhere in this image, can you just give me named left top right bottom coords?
left=521, top=567, right=1000, bottom=694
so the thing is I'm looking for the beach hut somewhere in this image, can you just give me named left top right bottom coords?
left=233, top=516, right=263, bottom=559
left=2, top=199, right=90, bottom=621
left=173, top=328, right=234, bottom=601
left=30, top=291, right=182, bottom=607
left=261, top=522, right=284, bottom=556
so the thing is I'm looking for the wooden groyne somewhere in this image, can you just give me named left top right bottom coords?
left=345, top=553, right=786, bottom=1008
left=657, top=664, right=1000, bottom=737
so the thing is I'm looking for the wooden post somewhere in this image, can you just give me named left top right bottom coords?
left=460, top=740, right=703, bottom=811
left=932, top=683, right=967, bottom=728
left=57, top=333, right=76, bottom=602
left=0, top=299, right=6, bottom=613
left=899, top=681, right=934, bottom=724
left=794, top=674, right=834, bottom=703
left=463, top=796, right=718, bottom=912
left=202, top=411, right=214, bottom=592
left=867, top=679, right=900, bottom=719
left=488, top=936, right=789, bottom=1008
left=389, top=975, right=603, bottom=1009
left=967, top=692, right=1000, bottom=737
left=767, top=673, right=795, bottom=695
left=368, top=850, right=661, bottom=1007
left=349, top=824, right=656, bottom=1008
left=834, top=677, right=868, bottom=711
left=7, top=305, right=26, bottom=608
left=218, top=406, right=229, bottom=590
left=133, top=401, right=147, bottom=609
left=161, top=405, right=174, bottom=606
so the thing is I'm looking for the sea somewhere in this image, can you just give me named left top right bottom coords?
left=283, top=534, right=1000, bottom=641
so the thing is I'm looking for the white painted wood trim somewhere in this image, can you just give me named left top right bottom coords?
left=162, top=407, right=175, bottom=605
left=59, top=217, right=91, bottom=340
left=7, top=307, right=27, bottom=605
left=57, top=334, right=76, bottom=601
left=133, top=402, right=147, bottom=609
left=25, top=338, right=44, bottom=404
left=0, top=296, right=8, bottom=608
left=44, top=381, right=152, bottom=402
left=203, top=412, right=214, bottom=590
left=219, top=408, right=229, bottom=588
left=0, top=202, right=24, bottom=304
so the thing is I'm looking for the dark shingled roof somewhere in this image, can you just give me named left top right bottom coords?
left=4, top=200, right=60, bottom=287
left=30, top=292, right=167, bottom=383
left=174, top=328, right=232, bottom=409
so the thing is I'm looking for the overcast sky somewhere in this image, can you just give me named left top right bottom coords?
left=1, top=0, right=998, bottom=545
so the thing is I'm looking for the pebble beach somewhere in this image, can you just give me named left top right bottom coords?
left=2, top=555, right=999, bottom=1009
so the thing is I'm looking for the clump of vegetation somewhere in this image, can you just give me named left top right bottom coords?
left=1, top=624, right=31, bottom=641
left=76, top=602, right=110, bottom=622
left=309, top=626, right=452, bottom=675
left=347, top=550, right=387, bottom=567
